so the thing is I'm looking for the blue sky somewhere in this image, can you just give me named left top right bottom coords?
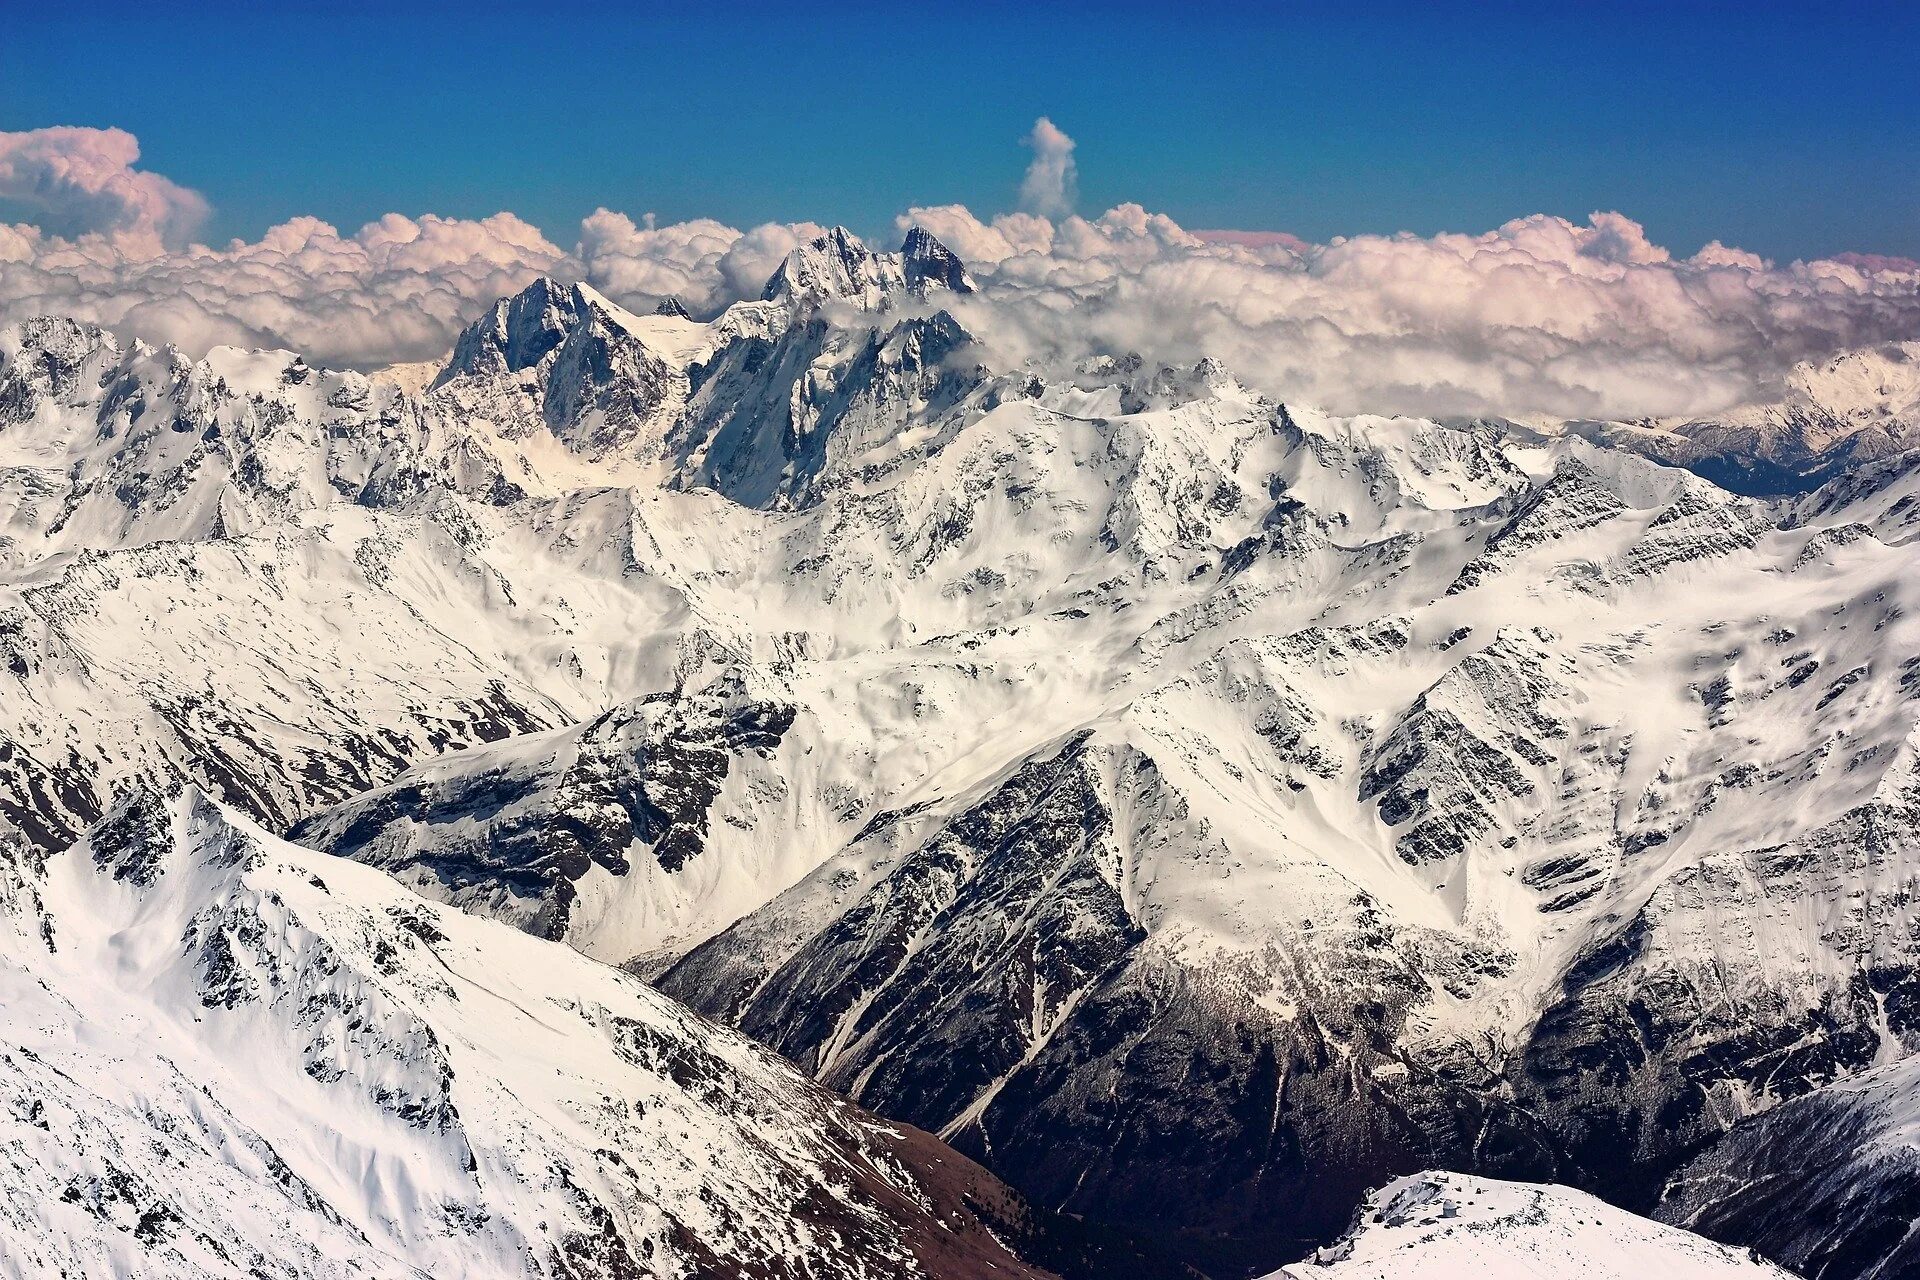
left=4, top=0, right=1917, bottom=260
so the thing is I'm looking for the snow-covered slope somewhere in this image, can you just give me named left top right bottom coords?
left=1660, top=1055, right=1920, bottom=1280
left=1563, top=342, right=1920, bottom=495
left=0, top=226, right=990, bottom=849
left=1272, top=1172, right=1794, bottom=1279
left=761, top=225, right=977, bottom=309
left=289, top=667, right=816, bottom=971
left=625, top=409, right=1920, bottom=1263
left=277, top=359, right=1920, bottom=1266
left=0, top=788, right=1067, bottom=1279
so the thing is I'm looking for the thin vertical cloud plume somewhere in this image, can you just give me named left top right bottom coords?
left=1018, top=117, right=1078, bottom=220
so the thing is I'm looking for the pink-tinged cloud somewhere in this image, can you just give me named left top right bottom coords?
left=0, top=126, right=209, bottom=253
left=6, top=124, right=1920, bottom=421
left=1193, top=229, right=1311, bottom=255
left=1828, top=252, right=1920, bottom=275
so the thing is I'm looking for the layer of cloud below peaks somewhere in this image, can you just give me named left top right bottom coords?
left=3, top=124, right=1919, bottom=422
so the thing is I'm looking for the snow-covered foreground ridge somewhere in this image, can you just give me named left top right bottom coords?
left=0, top=787, right=1069, bottom=1279
left=1270, top=1172, right=1795, bottom=1279
left=4, top=225, right=1920, bottom=1275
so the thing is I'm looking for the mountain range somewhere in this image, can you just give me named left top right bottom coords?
left=5, top=226, right=1920, bottom=1277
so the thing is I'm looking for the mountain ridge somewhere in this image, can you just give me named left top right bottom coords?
left=0, top=784, right=1084, bottom=1278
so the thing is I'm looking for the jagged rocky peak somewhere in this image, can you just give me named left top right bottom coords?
left=0, top=315, right=123, bottom=422
left=653, top=294, right=692, bottom=319
left=437, top=275, right=682, bottom=383
left=428, top=275, right=684, bottom=454
left=761, top=225, right=975, bottom=310
left=899, top=224, right=978, bottom=296
left=436, top=274, right=584, bottom=383
left=434, top=275, right=674, bottom=382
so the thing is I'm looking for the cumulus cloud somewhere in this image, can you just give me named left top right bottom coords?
left=573, top=212, right=838, bottom=316
left=0, top=127, right=828, bottom=367
left=1831, top=251, right=1920, bottom=275
left=895, top=205, right=1053, bottom=265
left=0, top=127, right=209, bottom=251
left=0, top=207, right=570, bottom=367
left=576, top=210, right=743, bottom=314
left=1018, top=117, right=1077, bottom=219
left=5, top=123, right=1920, bottom=420
left=914, top=201, right=1920, bottom=420
left=1192, top=229, right=1312, bottom=255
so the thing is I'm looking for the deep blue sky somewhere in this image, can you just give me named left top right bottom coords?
left=5, top=0, right=1917, bottom=261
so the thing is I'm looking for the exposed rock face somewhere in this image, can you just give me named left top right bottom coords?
left=678, top=304, right=990, bottom=509
left=0, top=229, right=987, bottom=849
left=1660, top=1044, right=1920, bottom=1280
left=292, top=672, right=800, bottom=955
left=630, top=407, right=1920, bottom=1268
left=900, top=225, right=980, bottom=297
left=760, top=225, right=977, bottom=309
left=435, top=278, right=687, bottom=455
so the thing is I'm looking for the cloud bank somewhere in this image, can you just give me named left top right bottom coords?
left=902, top=202, right=1920, bottom=419
left=1, top=203, right=570, bottom=368
left=3, top=123, right=1919, bottom=420
left=575, top=211, right=830, bottom=317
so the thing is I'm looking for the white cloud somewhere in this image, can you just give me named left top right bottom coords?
left=0, top=208, right=570, bottom=367
left=1018, top=117, right=1078, bottom=220
left=934, top=204, right=1920, bottom=420
left=0, top=128, right=837, bottom=367
left=895, top=205, right=1054, bottom=265
left=573, top=211, right=830, bottom=314
left=5, top=123, right=1920, bottom=421
left=0, top=127, right=209, bottom=252
left=576, top=210, right=740, bottom=314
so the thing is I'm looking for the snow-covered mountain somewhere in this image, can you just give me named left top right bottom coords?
left=0, top=787, right=1075, bottom=1278
left=1660, top=1055, right=1920, bottom=1280
left=4, top=224, right=1919, bottom=1277
left=293, top=350, right=1920, bottom=1267
left=1560, top=341, right=1920, bottom=495
left=761, top=224, right=977, bottom=309
left=1271, top=1171, right=1794, bottom=1279
left=0, top=226, right=986, bottom=849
